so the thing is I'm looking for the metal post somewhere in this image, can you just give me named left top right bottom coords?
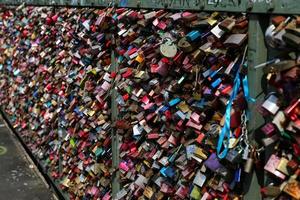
left=245, top=14, right=269, bottom=200
left=110, top=47, right=120, bottom=199
left=247, top=14, right=268, bottom=133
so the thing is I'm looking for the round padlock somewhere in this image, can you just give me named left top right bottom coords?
left=160, top=38, right=177, bottom=58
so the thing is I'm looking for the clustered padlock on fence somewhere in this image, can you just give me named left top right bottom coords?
left=0, top=4, right=299, bottom=200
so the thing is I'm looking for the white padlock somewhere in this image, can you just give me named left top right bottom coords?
left=160, top=38, right=177, bottom=58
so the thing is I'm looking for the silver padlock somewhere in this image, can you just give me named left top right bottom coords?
left=244, top=149, right=255, bottom=173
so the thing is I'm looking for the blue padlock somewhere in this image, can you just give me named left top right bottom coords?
left=187, top=30, right=202, bottom=42
left=168, top=98, right=181, bottom=107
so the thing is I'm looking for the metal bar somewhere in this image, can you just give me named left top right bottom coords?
left=58, top=97, right=67, bottom=200
left=244, top=14, right=269, bottom=200
left=0, top=0, right=299, bottom=14
left=247, top=14, right=268, bottom=133
left=247, top=0, right=300, bottom=15
left=1, top=2, right=295, bottom=199
left=110, top=42, right=120, bottom=199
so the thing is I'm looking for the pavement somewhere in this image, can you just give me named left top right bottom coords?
left=0, top=118, right=57, bottom=200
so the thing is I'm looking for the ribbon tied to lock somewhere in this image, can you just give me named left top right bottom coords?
left=217, top=64, right=255, bottom=159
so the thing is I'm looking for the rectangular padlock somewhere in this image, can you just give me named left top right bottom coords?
left=261, top=95, right=280, bottom=115
left=264, top=154, right=286, bottom=180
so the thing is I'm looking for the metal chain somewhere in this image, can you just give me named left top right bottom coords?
left=240, top=110, right=251, bottom=147
left=241, top=110, right=265, bottom=156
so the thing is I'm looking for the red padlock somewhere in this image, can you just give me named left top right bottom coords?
left=46, top=17, right=52, bottom=25
left=51, top=15, right=58, bottom=23
left=230, top=109, right=241, bottom=128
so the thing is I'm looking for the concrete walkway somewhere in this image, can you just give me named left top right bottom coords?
left=0, top=119, right=57, bottom=200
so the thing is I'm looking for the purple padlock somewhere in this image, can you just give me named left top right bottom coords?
left=204, top=153, right=224, bottom=172
left=261, top=122, right=277, bottom=137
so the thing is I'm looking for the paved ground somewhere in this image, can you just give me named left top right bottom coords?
left=0, top=118, right=57, bottom=200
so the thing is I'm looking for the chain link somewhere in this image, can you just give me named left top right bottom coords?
left=240, top=110, right=251, bottom=147
left=240, top=110, right=265, bottom=159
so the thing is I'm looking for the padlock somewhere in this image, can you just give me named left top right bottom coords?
left=224, top=34, right=247, bottom=46
left=244, top=149, right=255, bottom=173
left=0, top=7, right=257, bottom=199
left=160, top=38, right=177, bottom=58
left=226, top=148, right=243, bottom=164
left=261, top=122, right=277, bottom=137
left=261, top=94, right=280, bottom=115
left=219, top=17, right=236, bottom=32
left=287, top=159, right=298, bottom=174
left=276, top=156, right=290, bottom=175
left=178, top=37, right=194, bottom=53
left=260, top=185, right=281, bottom=198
